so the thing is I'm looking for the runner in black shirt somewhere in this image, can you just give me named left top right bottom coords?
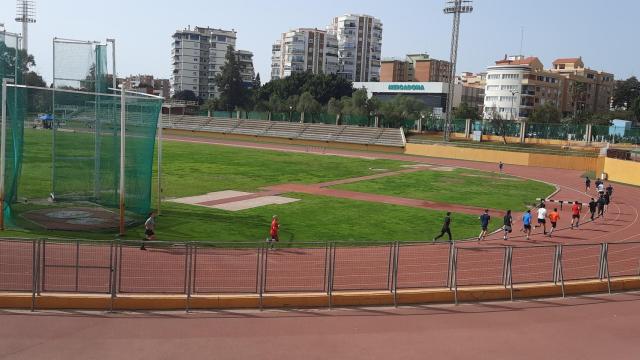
left=585, top=177, right=591, bottom=193
left=598, top=196, right=606, bottom=218
left=503, top=210, right=513, bottom=241
left=434, top=212, right=452, bottom=241
left=588, top=198, right=597, bottom=221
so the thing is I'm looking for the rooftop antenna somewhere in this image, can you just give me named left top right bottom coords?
left=443, top=0, right=473, bottom=142
left=15, top=0, right=36, bottom=52
left=519, top=26, right=524, bottom=56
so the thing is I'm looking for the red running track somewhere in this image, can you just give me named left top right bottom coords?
left=2, top=292, right=640, bottom=360
left=1, top=135, right=640, bottom=295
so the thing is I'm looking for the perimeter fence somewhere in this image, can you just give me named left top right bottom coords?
left=1, top=238, right=639, bottom=310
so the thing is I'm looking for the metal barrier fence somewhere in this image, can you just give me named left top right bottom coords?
left=1, top=239, right=639, bottom=310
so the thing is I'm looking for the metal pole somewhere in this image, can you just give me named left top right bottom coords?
left=119, top=82, right=126, bottom=235
left=31, top=240, right=37, bottom=311
left=453, top=247, right=458, bottom=305
left=0, top=79, right=8, bottom=230
left=157, top=108, right=163, bottom=215
left=52, top=38, right=57, bottom=199
left=107, top=39, right=117, bottom=90
left=393, top=242, right=399, bottom=307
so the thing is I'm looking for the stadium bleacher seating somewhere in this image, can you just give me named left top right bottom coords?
left=160, top=114, right=406, bottom=148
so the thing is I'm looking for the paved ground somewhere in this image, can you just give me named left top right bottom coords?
left=1, top=292, right=639, bottom=360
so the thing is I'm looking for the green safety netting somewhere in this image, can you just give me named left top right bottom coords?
left=0, top=31, right=24, bottom=225
left=0, top=38, right=161, bottom=228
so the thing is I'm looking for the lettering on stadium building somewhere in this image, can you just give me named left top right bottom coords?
left=387, top=84, right=426, bottom=91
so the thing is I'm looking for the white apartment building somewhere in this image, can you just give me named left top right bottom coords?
left=171, top=26, right=255, bottom=99
left=327, top=14, right=383, bottom=82
left=271, top=28, right=338, bottom=80
left=484, top=56, right=562, bottom=120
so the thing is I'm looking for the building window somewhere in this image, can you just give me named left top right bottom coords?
left=217, top=35, right=227, bottom=42
left=487, top=74, right=500, bottom=80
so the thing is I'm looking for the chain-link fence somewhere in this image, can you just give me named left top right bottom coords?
left=1, top=238, right=638, bottom=310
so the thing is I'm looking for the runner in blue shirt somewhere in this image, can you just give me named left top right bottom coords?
left=522, top=210, right=532, bottom=241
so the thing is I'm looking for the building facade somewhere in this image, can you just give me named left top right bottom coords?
left=171, top=26, right=255, bottom=99
left=549, top=57, right=614, bottom=116
left=484, top=56, right=563, bottom=120
left=381, top=54, right=452, bottom=83
left=270, top=28, right=338, bottom=80
left=328, top=14, right=383, bottom=82
left=483, top=55, right=615, bottom=121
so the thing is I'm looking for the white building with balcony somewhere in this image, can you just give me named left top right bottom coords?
left=271, top=28, right=338, bottom=80
left=483, top=56, right=562, bottom=120
left=171, top=26, right=255, bottom=99
left=327, top=14, right=383, bottom=82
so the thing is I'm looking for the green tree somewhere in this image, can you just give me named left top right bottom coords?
left=215, top=45, right=248, bottom=110
left=378, top=95, right=425, bottom=128
left=256, top=72, right=353, bottom=107
left=612, top=77, right=640, bottom=109
left=485, top=105, right=509, bottom=144
left=528, top=103, right=562, bottom=123
left=173, top=90, right=198, bottom=102
left=253, top=73, right=261, bottom=89
left=631, top=97, right=640, bottom=123
left=297, top=91, right=322, bottom=122
left=453, top=102, right=481, bottom=120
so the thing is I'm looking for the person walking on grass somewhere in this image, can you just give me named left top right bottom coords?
left=268, top=215, right=280, bottom=250
left=548, top=208, right=560, bottom=237
left=571, top=201, right=582, bottom=229
left=434, top=212, right=452, bottom=242
left=585, top=177, right=591, bottom=193
left=589, top=198, right=598, bottom=221
left=535, top=204, right=548, bottom=235
left=522, top=210, right=533, bottom=240
left=141, top=211, right=156, bottom=250
left=503, top=210, right=513, bottom=240
left=478, top=209, right=491, bottom=241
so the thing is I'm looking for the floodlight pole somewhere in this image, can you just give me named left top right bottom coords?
left=106, top=39, right=116, bottom=90
left=443, top=0, right=473, bottom=142
left=0, top=79, right=9, bottom=230
left=119, top=82, right=127, bottom=236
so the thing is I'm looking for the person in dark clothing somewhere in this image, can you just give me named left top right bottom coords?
left=585, top=177, right=591, bottom=193
left=588, top=198, right=597, bottom=221
left=598, top=196, right=606, bottom=218
left=603, top=192, right=611, bottom=212
left=434, top=212, right=452, bottom=241
left=503, top=210, right=513, bottom=241
left=478, top=209, right=491, bottom=241
left=606, top=184, right=614, bottom=200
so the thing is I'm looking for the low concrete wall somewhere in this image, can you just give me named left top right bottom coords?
left=405, top=143, right=598, bottom=172
left=2, top=277, right=638, bottom=310
left=604, top=157, right=640, bottom=187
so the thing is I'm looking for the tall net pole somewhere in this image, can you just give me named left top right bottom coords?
left=0, top=79, right=8, bottom=229
left=443, top=0, right=473, bottom=142
left=119, top=82, right=126, bottom=235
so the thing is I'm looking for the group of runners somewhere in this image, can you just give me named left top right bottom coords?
left=433, top=170, right=615, bottom=243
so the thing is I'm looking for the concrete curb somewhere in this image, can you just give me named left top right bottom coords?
left=2, top=277, right=639, bottom=311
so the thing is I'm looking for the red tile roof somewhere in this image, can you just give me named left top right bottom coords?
left=552, top=58, right=581, bottom=65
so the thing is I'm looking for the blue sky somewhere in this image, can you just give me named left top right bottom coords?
left=1, top=0, right=638, bottom=83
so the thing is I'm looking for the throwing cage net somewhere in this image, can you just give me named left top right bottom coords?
left=0, top=37, right=161, bottom=230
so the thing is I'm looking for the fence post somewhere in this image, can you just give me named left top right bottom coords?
left=552, top=245, right=559, bottom=285
left=186, top=244, right=193, bottom=313
left=447, top=241, right=454, bottom=290
left=327, top=243, right=335, bottom=309
left=393, top=242, right=399, bottom=308
left=330, top=243, right=336, bottom=309
left=110, top=240, right=118, bottom=312
left=31, top=240, right=38, bottom=312
left=557, top=245, right=565, bottom=298
left=508, top=247, right=514, bottom=301
left=453, top=247, right=458, bottom=305
left=604, top=243, right=611, bottom=294
left=40, top=239, right=46, bottom=294
left=75, top=240, right=80, bottom=292
left=387, top=242, right=395, bottom=292
left=260, top=245, right=267, bottom=310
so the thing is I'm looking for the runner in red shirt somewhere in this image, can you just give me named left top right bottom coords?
left=268, top=215, right=280, bottom=250
left=571, top=201, right=582, bottom=229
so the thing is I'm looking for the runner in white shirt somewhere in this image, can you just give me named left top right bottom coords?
left=535, top=204, right=548, bottom=235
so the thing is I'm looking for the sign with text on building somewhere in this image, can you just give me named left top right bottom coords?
left=387, top=84, right=426, bottom=91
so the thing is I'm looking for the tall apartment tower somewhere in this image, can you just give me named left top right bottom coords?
left=171, top=26, right=255, bottom=99
left=271, top=28, right=339, bottom=80
left=328, top=14, right=383, bottom=82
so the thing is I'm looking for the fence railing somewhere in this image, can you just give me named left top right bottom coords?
left=1, top=239, right=639, bottom=310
